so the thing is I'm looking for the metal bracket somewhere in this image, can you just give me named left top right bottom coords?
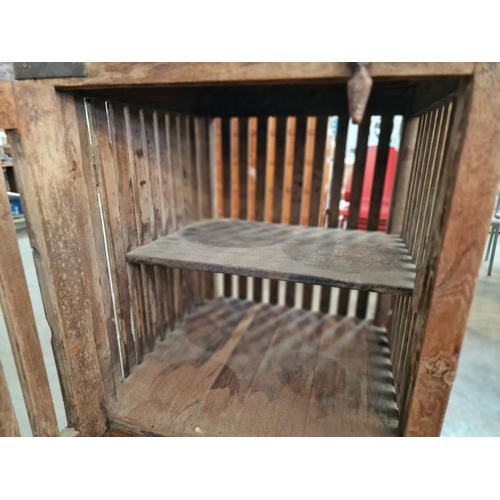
left=13, top=62, right=86, bottom=80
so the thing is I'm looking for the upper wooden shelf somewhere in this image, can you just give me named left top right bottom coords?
left=126, top=219, right=416, bottom=295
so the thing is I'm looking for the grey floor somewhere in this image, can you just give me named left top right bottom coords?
left=1, top=227, right=499, bottom=436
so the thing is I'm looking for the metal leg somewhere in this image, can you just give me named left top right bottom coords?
left=485, top=227, right=494, bottom=261
left=487, top=224, right=499, bottom=276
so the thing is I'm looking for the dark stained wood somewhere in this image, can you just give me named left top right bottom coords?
left=328, top=116, right=350, bottom=228
left=8, top=82, right=107, bottom=436
left=338, top=116, right=371, bottom=316
left=375, top=115, right=418, bottom=328
left=0, top=361, right=20, bottom=436
left=110, top=298, right=399, bottom=436
left=0, top=171, right=59, bottom=436
left=127, top=219, right=415, bottom=295
left=411, top=78, right=460, bottom=116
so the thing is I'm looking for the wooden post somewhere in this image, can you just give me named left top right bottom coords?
left=0, top=173, right=59, bottom=436
left=405, top=63, right=500, bottom=436
left=6, top=82, right=108, bottom=436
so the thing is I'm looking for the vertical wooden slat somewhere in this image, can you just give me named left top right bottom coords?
left=375, top=114, right=419, bottom=328
left=337, top=116, right=370, bottom=316
left=141, top=112, right=161, bottom=352
left=153, top=112, right=174, bottom=332
left=230, top=117, right=241, bottom=299
left=407, top=109, right=439, bottom=254
left=246, top=117, right=258, bottom=301
left=237, top=117, right=249, bottom=300
left=295, top=116, right=317, bottom=309
left=220, top=117, right=232, bottom=297
left=327, top=116, right=350, bottom=229
left=76, top=98, right=121, bottom=394
left=253, top=116, right=268, bottom=303
left=195, top=117, right=215, bottom=301
left=268, top=117, right=286, bottom=305
left=117, top=104, right=147, bottom=362
left=213, top=117, right=225, bottom=297
left=0, top=175, right=59, bottom=436
left=320, top=115, right=349, bottom=314
left=0, top=361, right=20, bottom=436
left=9, top=83, right=107, bottom=436
left=418, top=102, right=453, bottom=264
left=88, top=100, right=136, bottom=373
left=127, top=107, right=157, bottom=351
left=278, top=116, right=296, bottom=306
left=187, top=115, right=204, bottom=307
left=356, top=115, right=394, bottom=318
left=261, top=117, right=277, bottom=303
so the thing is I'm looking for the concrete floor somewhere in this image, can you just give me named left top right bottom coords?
left=1, top=227, right=499, bottom=436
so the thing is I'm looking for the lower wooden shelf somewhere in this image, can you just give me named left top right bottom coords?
left=110, top=298, right=400, bottom=437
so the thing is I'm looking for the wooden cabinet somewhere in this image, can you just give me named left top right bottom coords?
left=1, top=63, right=499, bottom=436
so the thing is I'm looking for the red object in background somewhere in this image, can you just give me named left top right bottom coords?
left=340, top=146, right=398, bottom=231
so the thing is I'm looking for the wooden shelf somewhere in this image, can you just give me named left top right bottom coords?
left=110, top=298, right=399, bottom=437
left=126, top=219, right=416, bottom=295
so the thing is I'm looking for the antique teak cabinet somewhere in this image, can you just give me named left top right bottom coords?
left=1, top=63, right=499, bottom=437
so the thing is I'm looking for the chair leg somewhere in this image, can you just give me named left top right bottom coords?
left=485, top=227, right=494, bottom=261
left=487, top=225, right=499, bottom=276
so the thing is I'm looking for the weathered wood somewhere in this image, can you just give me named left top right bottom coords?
left=356, top=115, right=394, bottom=318
left=8, top=82, right=107, bottom=436
left=127, top=219, right=415, bottom=295
left=110, top=298, right=399, bottom=436
left=0, top=82, right=17, bottom=129
left=305, top=317, right=398, bottom=436
left=87, top=100, right=136, bottom=374
left=75, top=98, right=121, bottom=395
left=40, top=62, right=475, bottom=89
left=0, top=359, right=20, bottom=436
left=338, top=116, right=371, bottom=316
left=405, top=64, right=500, bottom=436
left=375, top=115, right=418, bottom=327
left=0, top=174, right=59, bottom=436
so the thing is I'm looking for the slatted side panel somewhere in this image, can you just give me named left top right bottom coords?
left=0, top=174, right=58, bottom=436
left=214, top=115, right=333, bottom=311
left=387, top=99, right=455, bottom=431
left=85, top=99, right=210, bottom=376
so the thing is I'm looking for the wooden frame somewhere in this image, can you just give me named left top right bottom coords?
left=1, top=62, right=499, bottom=437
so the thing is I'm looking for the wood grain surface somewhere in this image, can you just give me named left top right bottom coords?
left=127, top=219, right=415, bottom=295
left=111, top=298, right=399, bottom=436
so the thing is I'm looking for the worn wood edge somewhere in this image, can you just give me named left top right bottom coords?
left=405, top=63, right=500, bottom=436
left=126, top=224, right=415, bottom=296
left=8, top=82, right=108, bottom=436
left=105, top=418, right=165, bottom=437
left=32, top=63, right=475, bottom=89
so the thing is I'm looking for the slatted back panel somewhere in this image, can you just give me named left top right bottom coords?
left=213, top=113, right=399, bottom=317
left=83, top=99, right=212, bottom=378
left=214, top=115, right=336, bottom=311
left=0, top=173, right=59, bottom=436
left=387, top=98, right=455, bottom=431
